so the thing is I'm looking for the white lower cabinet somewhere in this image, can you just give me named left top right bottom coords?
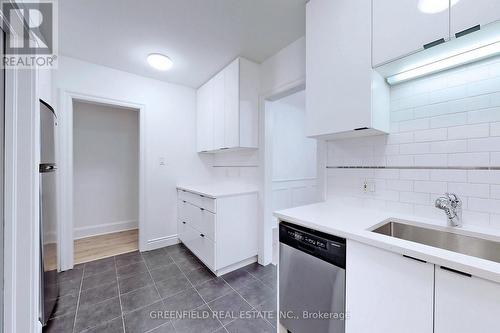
left=435, top=266, right=500, bottom=332
left=177, top=187, right=258, bottom=276
left=346, top=240, right=434, bottom=333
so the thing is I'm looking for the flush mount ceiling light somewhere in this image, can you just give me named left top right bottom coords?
left=386, top=40, right=500, bottom=85
left=418, top=0, right=459, bottom=14
left=147, top=53, right=173, bottom=71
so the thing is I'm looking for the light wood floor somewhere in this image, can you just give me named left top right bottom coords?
left=74, top=229, right=139, bottom=265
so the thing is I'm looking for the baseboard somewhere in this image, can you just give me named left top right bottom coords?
left=143, top=234, right=179, bottom=251
left=73, top=220, right=138, bottom=239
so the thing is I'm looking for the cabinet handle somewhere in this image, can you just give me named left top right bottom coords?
left=182, top=200, right=186, bottom=203
left=200, top=233, right=205, bottom=238
left=200, top=195, right=205, bottom=198
left=455, top=25, right=480, bottom=38
left=403, top=254, right=427, bottom=263
left=220, top=147, right=229, bottom=150
left=423, top=38, right=445, bottom=49
left=182, top=221, right=186, bottom=224
left=354, top=127, right=369, bottom=131
left=440, top=266, right=472, bottom=278
left=200, top=208, right=205, bottom=211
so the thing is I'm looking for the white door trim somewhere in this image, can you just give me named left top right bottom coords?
left=58, top=90, right=146, bottom=271
left=257, top=77, right=328, bottom=265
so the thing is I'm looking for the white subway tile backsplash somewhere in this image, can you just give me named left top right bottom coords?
left=413, top=128, right=448, bottom=142
left=448, top=152, right=490, bottom=167
left=490, top=185, right=500, bottom=199
left=430, top=140, right=467, bottom=154
left=467, top=137, right=500, bottom=152
left=468, top=107, right=500, bottom=124
left=430, top=113, right=467, bottom=129
left=400, top=192, right=430, bottom=205
left=491, top=152, right=500, bottom=166
left=414, top=154, right=448, bottom=167
left=326, top=60, right=500, bottom=229
left=447, top=124, right=489, bottom=139
left=430, top=170, right=467, bottom=182
left=468, top=198, right=500, bottom=214
left=414, top=181, right=447, bottom=194
left=448, top=183, right=490, bottom=198
left=399, top=118, right=429, bottom=132
left=491, top=122, right=500, bottom=136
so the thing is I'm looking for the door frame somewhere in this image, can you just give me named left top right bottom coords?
left=58, top=90, right=146, bottom=271
left=258, top=78, right=328, bottom=265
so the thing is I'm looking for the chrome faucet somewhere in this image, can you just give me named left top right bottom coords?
left=435, top=193, right=462, bottom=227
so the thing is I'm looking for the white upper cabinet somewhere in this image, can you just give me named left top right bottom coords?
left=372, top=0, right=450, bottom=67
left=450, top=0, right=500, bottom=37
left=196, top=57, right=259, bottom=153
left=196, top=80, right=213, bottom=152
left=306, top=0, right=390, bottom=139
left=435, top=266, right=500, bottom=333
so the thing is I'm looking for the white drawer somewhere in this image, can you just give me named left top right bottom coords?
left=178, top=189, right=203, bottom=207
left=182, top=224, right=215, bottom=271
left=178, top=201, right=215, bottom=241
left=178, top=189, right=216, bottom=213
left=198, top=209, right=215, bottom=241
left=201, top=196, right=216, bottom=213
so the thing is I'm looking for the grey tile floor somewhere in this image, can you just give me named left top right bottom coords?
left=43, top=243, right=277, bottom=333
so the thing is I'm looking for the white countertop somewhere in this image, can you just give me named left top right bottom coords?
left=177, top=182, right=259, bottom=198
left=274, top=201, right=500, bottom=284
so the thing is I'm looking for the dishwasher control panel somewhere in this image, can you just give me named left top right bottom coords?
left=280, top=222, right=346, bottom=268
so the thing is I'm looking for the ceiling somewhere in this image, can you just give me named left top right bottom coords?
left=59, top=0, right=306, bottom=88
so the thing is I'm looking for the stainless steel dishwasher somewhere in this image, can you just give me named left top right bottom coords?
left=279, top=222, right=346, bottom=333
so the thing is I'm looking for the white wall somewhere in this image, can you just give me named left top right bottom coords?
left=73, top=101, right=139, bottom=238
left=270, top=90, right=316, bottom=181
left=327, top=55, right=500, bottom=229
left=56, top=56, right=213, bottom=258
left=269, top=90, right=318, bottom=219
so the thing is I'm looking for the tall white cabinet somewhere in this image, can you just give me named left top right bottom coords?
left=196, top=57, right=259, bottom=153
left=305, top=0, right=390, bottom=139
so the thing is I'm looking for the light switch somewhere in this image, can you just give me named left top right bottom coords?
left=159, top=157, right=165, bottom=166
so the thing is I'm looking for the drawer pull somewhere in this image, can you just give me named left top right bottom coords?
left=423, top=38, right=445, bottom=49
left=200, top=233, right=205, bottom=238
left=182, top=200, right=186, bottom=203
left=403, top=255, right=427, bottom=263
left=455, top=24, right=480, bottom=38
left=200, top=194, right=205, bottom=198
left=200, top=208, right=205, bottom=211
left=182, top=221, right=186, bottom=224
left=440, top=266, right=472, bottom=278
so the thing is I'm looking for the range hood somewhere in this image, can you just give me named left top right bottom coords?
left=376, top=20, right=500, bottom=85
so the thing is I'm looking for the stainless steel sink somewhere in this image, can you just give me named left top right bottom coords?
left=372, top=221, right=500, bottom=264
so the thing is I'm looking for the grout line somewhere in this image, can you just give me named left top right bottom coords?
left=113, top=256, right=127, bottom=333
left=71, top=263, right=86, bottom=333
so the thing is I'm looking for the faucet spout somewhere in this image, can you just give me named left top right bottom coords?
left=435, top=193, right=462, bottom=227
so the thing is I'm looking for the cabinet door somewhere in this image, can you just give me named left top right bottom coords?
left=450, top=0, right=500, bottom=36
left=435, top=266, right=500, bottom=332
left=224, top=59, right=240, bottom=148
left=305, top=0, right=373, bottom=137
left=196, top=82, right=214, bottom=152
left=372, top=0, right=450, bottom=66
left=213, top=72, right=225, bottom=150
left=346, top=241, right=434, bottom=333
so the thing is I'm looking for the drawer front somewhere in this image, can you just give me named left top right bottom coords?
left=191, top=228, right=215, bottom=270
left=179, top=201, right=215, bottom=241
left=199, top=209, right=215, bottom=241
left=201, top=196, right=216, bottom=213
left=178, top=189, right=216, bottom=213
left=178, top=189, right=203, bottom=207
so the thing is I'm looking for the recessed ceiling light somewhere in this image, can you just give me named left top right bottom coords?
left=418, top=0, right=459, bottom=14
left=147, top=53, right=173, bottom=71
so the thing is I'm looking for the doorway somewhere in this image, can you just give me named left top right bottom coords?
left=72, top=100, right=139, bottom=264
left=263, top=89, right=320, bottom=263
